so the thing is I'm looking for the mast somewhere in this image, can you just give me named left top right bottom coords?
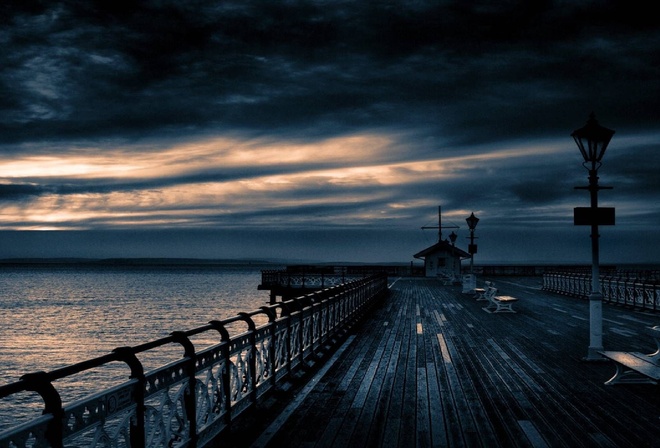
left=421, top=205, right=458, bottom=242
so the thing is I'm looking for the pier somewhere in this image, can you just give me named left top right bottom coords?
left=2, top=273, right=659, bottom=447
left=258, top=265, right=414, bottom=302
left=232, top=276, right=660, bottom=447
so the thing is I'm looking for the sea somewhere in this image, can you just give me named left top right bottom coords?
left=0, top=261, right=279, bottom=432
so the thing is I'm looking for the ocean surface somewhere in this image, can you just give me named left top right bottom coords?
left=0, top=263, right=277, bottom=432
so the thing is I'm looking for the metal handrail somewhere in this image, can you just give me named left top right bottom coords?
left=542, top=272, right=659, bottom=312
left=0, top=273, right=388, bottom=448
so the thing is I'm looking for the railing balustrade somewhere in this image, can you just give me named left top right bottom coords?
left=260, top=269, right=359, bottom=290
left=542, top=271, right=659, bottom=312
left=0, top=274, right=388, bottom=448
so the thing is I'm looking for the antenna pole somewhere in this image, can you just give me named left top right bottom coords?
left=421, top=205, right=459, bottom=242
left=437, top=205, right=442, bottom=242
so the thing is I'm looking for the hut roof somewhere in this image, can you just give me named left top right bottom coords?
left=413, top=240, right=471, bottom=259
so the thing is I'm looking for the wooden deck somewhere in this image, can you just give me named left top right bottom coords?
left=226, top=277, right=660, bottom=447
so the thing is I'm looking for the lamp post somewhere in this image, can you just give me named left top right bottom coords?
left=466, top=212, right=479, bottom=275
left=448, top=231, right=458, bottom=281
left=572, top=113, right=615, bottom=362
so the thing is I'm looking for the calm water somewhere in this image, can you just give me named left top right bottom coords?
left=0, top=263, right=275, bottom=431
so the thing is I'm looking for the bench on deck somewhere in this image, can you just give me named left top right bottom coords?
left=438, top=269, right=457, bottom=286
left=482, top=287, right=519, bottom=313
left=599, top=326, right=660, bottom=385
left=598, top=352, right=660, bottom=385
left=474, top=281, right=494, bottom=301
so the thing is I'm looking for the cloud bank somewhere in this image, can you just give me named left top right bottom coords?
left=1, top=1, right=658, bottom=263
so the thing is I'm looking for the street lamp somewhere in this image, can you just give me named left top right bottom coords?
left=466, top=212, right=479, bottom=275
left=572, top=113, right=615, bottom=362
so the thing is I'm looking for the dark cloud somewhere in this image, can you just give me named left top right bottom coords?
left=0, top=0, right=658, bottom=263
left=0, top=183, right=47, bottom=201
left=3, top=0, right=659, bottom=144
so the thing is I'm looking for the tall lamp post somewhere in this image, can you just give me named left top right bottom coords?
left=466, top=212, right=479, bottom=275
left=572, top=113, right=615, bottom=361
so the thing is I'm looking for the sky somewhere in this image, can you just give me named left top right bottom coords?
left=0, top=1, right=659, bottom=265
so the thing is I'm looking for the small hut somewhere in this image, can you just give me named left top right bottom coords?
left=414, top=240, right=470, bottom=281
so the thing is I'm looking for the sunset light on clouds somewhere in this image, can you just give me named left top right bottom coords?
left=1, top=1, right=659, bottom=264
left=0, top=131, right=571, bottom=230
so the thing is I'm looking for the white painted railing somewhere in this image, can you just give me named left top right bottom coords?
left=542, top=272, right=660, bottom=312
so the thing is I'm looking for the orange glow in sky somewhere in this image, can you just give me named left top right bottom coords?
left=0, top=133, right=582, bottom=231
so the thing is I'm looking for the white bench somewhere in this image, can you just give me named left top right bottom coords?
left=599, top=326, right=660, bottom=385
left=482, top=287, right=519, bottom=313
left=438, top=269, right=456, bottom=285
left=474, top=281, right=494, bottom=301
left=598, top=352, right=660, bottom=385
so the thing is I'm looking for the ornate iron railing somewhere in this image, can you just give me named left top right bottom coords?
left=0, top=274, right=388, bottom=448
left=260, top=267, right=391, bottom=290
left=542, top=272, right=660, bottom=312
left=261, top=270, right=351, bottom=289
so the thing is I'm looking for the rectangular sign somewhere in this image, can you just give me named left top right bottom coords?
left=574, top=207, right=615, bottom=226
left=468, top=244, right=478, bottom=254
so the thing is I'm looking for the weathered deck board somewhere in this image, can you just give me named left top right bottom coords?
left=231, top=277, right=660, bottom=448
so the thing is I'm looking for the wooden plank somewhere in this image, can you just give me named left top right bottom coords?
left=373, top=339, right=403, bottom=447
left=486, top=281, right=658, bottom=447
left=435, top=288, right=501, bottom=447
left=239, top=277, right=660, bottom=448
left=424, top=361, right=447, bottom=447
left=363, top=302, right=405, bottom=445
left=437, top=329, right=482, bottom=446
left=416, top=367, right=432, bottom=447
left=397, top=287, right=418, bottom=446
left=458, top=297, right=594, bottom=445
left=350, top=344, right=386, bottom=409
left=250, top=336, right=357, bottom=448
left=351, top=319, right=400, bottom=446
left=518, top=420, right=550, bottom=448
left=484, top=339, right=586, bottom=445
left=314, top=320, right=385, bottom=447
left=382, top=283, right=414, bottom=447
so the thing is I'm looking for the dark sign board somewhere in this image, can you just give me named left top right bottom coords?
left=574, top=207, right=615, bottom=226
left=468, top=244, right=478, bottom=254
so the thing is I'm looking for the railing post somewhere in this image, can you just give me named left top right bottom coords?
left=171, top=331, right=198, bottom=447
left=112, top=347, right=146, bottom=448
left=237, top=313, right=258, bottom=404
left=20, top=371, right=64, bottom=448
left=603, top=276, right=610, bottom=303
left=260, top=306, right=278, bottom=388
left=643, top=282, right=652, bottom=312
left=613, top=277, right=621, bottom=305
left=209, top=320, right=232, bottom=425
left=298, top=302, right=308, bottom=366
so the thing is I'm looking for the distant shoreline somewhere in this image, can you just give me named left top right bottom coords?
left=0, top=258, right=283, bottom=267
left=0, top=258, right=657, bottom=271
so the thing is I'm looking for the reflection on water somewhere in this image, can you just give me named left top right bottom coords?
left=0, top=264, right=274, bottom=431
